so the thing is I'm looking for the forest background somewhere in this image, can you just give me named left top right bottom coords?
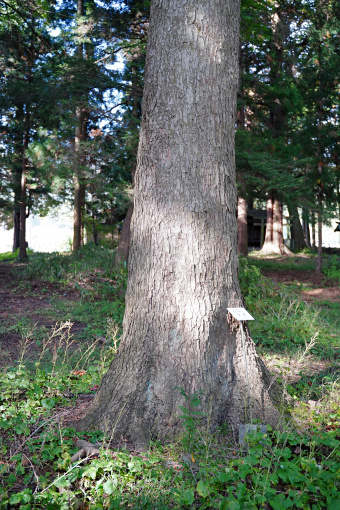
left=0, top=0, right=339, bottom=264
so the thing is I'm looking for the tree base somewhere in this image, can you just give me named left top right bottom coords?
left=258, top=241, right=293, bottom=257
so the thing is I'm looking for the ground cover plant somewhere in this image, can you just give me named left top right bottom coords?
left=0, top=248, right=339, bottom=508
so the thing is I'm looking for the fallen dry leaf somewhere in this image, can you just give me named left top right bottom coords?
left=73, top=370, right=86, bottom=376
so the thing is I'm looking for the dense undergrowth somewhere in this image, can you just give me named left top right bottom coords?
left=0, top=246, right=339, bottom=508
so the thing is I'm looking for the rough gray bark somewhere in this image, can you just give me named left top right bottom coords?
left=81, top=0, right=282, bottom=444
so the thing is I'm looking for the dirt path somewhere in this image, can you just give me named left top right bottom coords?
left=262, top=269, right=340, bottom=302
left=0, top=263, right=83, bottom=365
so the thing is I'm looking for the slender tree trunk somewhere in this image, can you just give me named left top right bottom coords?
left=19, top=109, right=30, bottom=260
left=311, top=212, right=316, bottom=247
left=19, top=169, right=27, bottom=260
left=260, top=6, right=292, bottom=258
left=73, top=0, right=86, bottom=251
left=237, top=196, right=248, bottom=256
left=92, top=210, right=98, bottom=246
left=13, top=208, right=20, bottom=252
left=288, top=203, right=306, bottom=252
left=316, top=164, right=323, bottom=273
left=116, top=62, right=141, bottom=263
left=12, top=106, right=24, bottom=252
left=316, top=214, right=322, bottom=273
left=116, top=206, right=133, bottom=263
left=73, top=106, right=86, bottom=251
left=302, top=207, right=311, bottom=248
left=80, top=0, right=282, bottom=444
left=316, top=93, right=323, bottom=272
left=303, top=219, right=311, bottom=248
left=115, top=160, right=135, bottom=263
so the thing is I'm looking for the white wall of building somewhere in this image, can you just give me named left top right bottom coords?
left=0, top=205, right=73, bottom=253
left=0, top=207, right=339, bottom=254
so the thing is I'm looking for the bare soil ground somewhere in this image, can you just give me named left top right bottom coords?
left=262, top=269, right=340, bottom=302
left=0, top=263, right=84, bottom=365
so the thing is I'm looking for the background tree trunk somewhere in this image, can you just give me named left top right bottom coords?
left=302, top=216, right=311, bottom=248
left=316, top=124, right=323, bottom=273
left=288, top=202, right=306, bottom=252
left=116, top=205, right=133, bottom=263
left=12, top=105, right=24, bottom=252
left=116, top=58, right=141, bottom=263
left=19, top=108, right=30, bottom=260
left=73, top=0, right=86, bottom=251
left=81, top=0, right=282, bottom=444
left=259, top=193, right=292, bottom=256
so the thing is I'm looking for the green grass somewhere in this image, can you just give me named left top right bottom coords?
left=239, top=258, right=340, bottom=357
left=0, top=249, right=21, bottom=262
left=0, top=248, right=339, bottom=508
left=248, top=252, right=317, bottom=272
left=248, top=250, right=340, bottom=282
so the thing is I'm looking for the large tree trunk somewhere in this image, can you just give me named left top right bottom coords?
left=81, top=0, right=282, bottom=444
left=259, top=193, right=292, bottom=256
left=288, top=202, right=306, bottom=252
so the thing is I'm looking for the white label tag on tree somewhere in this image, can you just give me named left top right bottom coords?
left=227, top=308, right=255, bottom=321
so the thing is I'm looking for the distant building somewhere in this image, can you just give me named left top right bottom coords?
left=247, top=210, right=267, bottom=249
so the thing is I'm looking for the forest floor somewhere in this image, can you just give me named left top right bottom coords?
left=0, top=252, right=339, bottom=402
left=0, top=248, right=339, bottom=508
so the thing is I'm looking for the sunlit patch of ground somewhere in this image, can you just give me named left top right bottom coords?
left=301, top=287, right=340, bottom=302
left=262, top=352, right=334, bottom=384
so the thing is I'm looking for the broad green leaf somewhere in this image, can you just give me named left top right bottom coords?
left=197, top=480, right=210, bottom=498
left=175, top=488, right=194, bottom=506
left=103, top=478, right=117, bottom=495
